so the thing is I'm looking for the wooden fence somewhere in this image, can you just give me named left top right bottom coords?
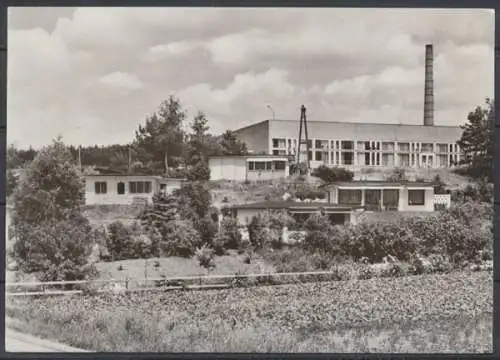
left=5, top=269, right=352, bottom=297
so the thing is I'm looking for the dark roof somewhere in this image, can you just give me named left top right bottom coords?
left=84, top=173, right=162, bottom=178
left=326, top=181, right=433, bottom=188
left=209, top=154, right=290, bottom=159
left=231, top=201, right=361, bottom=211
left=237, top=119, right=461, bottom=130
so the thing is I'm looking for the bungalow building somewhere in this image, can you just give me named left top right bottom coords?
left=229, top=201, right=364, bottom=227
left=83, top=173, right=185, bottom=206
left=229, top=181, right=438, bottom=229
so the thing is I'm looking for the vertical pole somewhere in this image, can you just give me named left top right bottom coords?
left=78, top=146, right=82, bottom=171
left=302, top=105, right=310, bottom=173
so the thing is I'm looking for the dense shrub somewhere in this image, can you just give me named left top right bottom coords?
left=301, top=214, right=341, bottom=255
left=451, top=181, right=493, bottom=204
left=342, top=220, right=418, bottom=263
left=215, top=217, right=243, bottom=254
left=248, top=210, right=294, bottom=249
left=195, top=245, right=216, bottom=273
left=385, top=168, right=407, bottom=182
left=311, top=165, right=354, bottom=183
left=106, top=221, right=136, bottom=261
left=195, top=216, right=219, bottom=246
left=10, top=215, right=97, bottom=283
left=294, top=189, right=327, bottom=200
left=159, top=220, right=202, bottom=258
left=186, top=160, right=211, bottom=182
left=431, top=175, right=448, bottom=194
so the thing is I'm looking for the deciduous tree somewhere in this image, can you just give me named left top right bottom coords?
left=457, top=98, right=494, bottom=181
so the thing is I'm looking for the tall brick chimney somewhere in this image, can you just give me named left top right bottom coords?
left=423, top=44, right=434, bottom=126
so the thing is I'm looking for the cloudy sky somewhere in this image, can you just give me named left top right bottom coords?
left=8, top=7, right=494, bottom=149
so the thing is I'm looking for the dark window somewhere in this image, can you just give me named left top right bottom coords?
left=338, top=189, right=362, bottom=205
left=342, top=152, right=353, bottom=165
left=248, top=162, right=255, bottom=170
left=365, top=142, right=371, bottom=151
left=328, top=213, right=346, bottom=225
left=315, top=140, right=322, bottom=148
left=316, top=151, right=322, bottom=161
left=266, top=162, right=272, bottom=171
left=408, top=190, right=425, bottom=206
left=160, top=184, right=166, bottom=190
left=308, top=151, right=313, bottom=161
left=272, top=150, right=279, bottom=155
left=272, top=139, right=279, bottom=148
left=341, top=141, right=354, bottom=150
left=255, top=162, right=266, bottom=171
left=117, top=182, right=125, bottom=195
left=376, top=153, right=380, bottom=165
left=95, top=181, right=107, bottom=194
left=307, top=140, right=312, bottom=148
left=383, top=190, right=399, bottom=210
left=129, top=181, right=153, bottom=194
left=274, top=161, right=286, bottom=170
left=365, top=153, right=370, bottom=165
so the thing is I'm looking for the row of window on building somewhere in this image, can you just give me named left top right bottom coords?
left=272, top=138, right=460, bottom=154
left=337, top=189, right=426, bottom=207
left=247, top=160, right=287, bottom=171
left=272, top=138, right=461, bottom=167
left=94, top=181, right=153, bottom=195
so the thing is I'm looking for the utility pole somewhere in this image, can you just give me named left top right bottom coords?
left=78, top=146, right=82, bottom=171
left=296, top=105, right=311, bottom=175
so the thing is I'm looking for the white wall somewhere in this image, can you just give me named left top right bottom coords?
left=399, top=188, right=435, bottom=212
left=84, top=175, right=162, bottom=205
left=209, top=157, right=247, bottom=181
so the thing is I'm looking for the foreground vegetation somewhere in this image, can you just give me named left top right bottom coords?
left=6, top=271, right=492, bottom=353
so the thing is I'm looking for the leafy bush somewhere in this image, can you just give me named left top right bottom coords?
left=195, top=216, right=219, bottom=247
left=385, top=168, right=407, bottom=182
left=311, top=165, right=354, bottom=183
left=431, top=175, right=448, bottom=194
left=342, top=220, right=418, bottom=263
left=451, top=181, right=493, bottom=204
left=248, top=210, right=294, bottom=250
left=195, top=245, right=216, bottom=273
left=106, top=221, right=136, bottom=261
left=186, top=160, right=211, bottom=182
left=216, top=217, right=243, bottom=253
left=10, top=215, right=97, bottom=283
left=160, top=220, right=202, bottom=257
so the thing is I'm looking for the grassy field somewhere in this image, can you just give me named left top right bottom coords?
left=6, top=271, right=492, bottom=353
left=95, top=251, right=274, bottom=281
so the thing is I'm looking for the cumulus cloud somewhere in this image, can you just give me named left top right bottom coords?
left=7, top=7, right=494, bottom=148
left=140, top=41, right=198, bottom=63
left=98, top=71, right=145, bottom=92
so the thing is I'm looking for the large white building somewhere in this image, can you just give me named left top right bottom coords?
left=233, top=119, right=463, bottom=171
left=232, top=44, right=464, bottom=172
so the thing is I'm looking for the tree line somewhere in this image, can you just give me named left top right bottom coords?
left=6, top=96, right=248, bottom=174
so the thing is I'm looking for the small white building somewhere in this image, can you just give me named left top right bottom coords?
left=209, top=155, right=290, bottom=182
left=83, top=174, right=185, bottom=206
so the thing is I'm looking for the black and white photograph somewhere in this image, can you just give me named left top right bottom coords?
left=4, top=7, right=494, bottom=353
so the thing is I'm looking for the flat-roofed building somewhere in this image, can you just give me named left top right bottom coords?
left=209, top=155, right=290, bottom=181
left=233, top=119, right=463, bottom=171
